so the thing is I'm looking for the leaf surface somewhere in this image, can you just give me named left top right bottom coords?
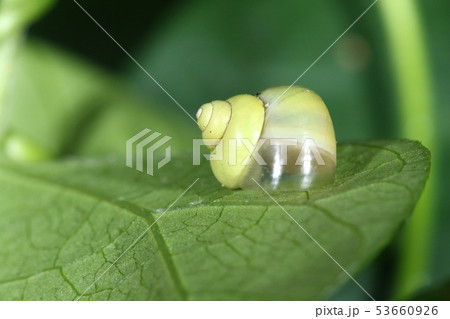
left=0, top=139, right=429, bottom=300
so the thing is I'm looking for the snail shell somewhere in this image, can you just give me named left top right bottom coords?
left=196, top=86, right=336, bottom=190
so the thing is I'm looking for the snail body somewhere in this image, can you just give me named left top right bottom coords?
left=196, top=86, right=336, bottom=191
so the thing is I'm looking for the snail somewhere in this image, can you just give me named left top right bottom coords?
left=196, top=86, right=336, bottom=190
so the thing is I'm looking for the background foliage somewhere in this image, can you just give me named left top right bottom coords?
left=0, top=0, right=448, bottom=300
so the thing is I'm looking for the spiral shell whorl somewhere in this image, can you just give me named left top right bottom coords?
left=196, top=101, right=232, bottom=150
left=203, top=95, right=265, bottom=189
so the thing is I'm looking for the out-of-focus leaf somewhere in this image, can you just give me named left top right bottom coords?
left=0, top=0, right=56, bottom=124
left=0, top=139, right=430, bottom=300
left=1, top=41, right=196, bottom=160
left=0, top=0, right=55, bottom=40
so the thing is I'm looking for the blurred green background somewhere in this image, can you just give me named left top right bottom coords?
left=0, top=0, right=448, bottom=300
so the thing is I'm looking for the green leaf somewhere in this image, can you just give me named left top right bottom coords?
left=1, top=41, right=196, bottom=161
left=0, top=0, right=56, bottom=115
left=0, top=139, right=429, bottom=300
left=0, top=0, right=55, bottom=40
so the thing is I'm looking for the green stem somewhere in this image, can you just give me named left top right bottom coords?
left=378, top=0, right=436, bottom=299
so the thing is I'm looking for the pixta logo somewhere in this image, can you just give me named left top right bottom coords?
left=126, top=129, right=172, bottom=176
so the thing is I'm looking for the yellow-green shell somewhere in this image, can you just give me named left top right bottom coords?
left=196, top=85, right=336, bottom=190
left=197, top=94, right=265, bottom=188
left=259, top=86, right=336, bottom=160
